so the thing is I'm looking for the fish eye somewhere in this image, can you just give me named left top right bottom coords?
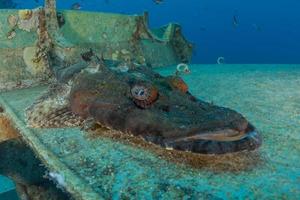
left=137, top=90, right=145, bottom=96
left=131, top=85, right=149, bottom=101
left=130, top=84, right=158, bottom=108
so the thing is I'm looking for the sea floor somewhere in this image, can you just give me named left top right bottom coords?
left=157, top=64, right=300, bottom=198
left=0, top=64, right=299, bottom=199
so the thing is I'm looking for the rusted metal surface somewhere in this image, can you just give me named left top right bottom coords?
left=0, top=2, right=192, bottom=91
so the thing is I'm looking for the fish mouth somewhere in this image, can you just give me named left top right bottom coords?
left=163, top=124, right=262, bottom=154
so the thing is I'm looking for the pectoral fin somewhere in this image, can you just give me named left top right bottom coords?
left=25, top=83, right=84, bottom=128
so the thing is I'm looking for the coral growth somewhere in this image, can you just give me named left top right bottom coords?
left=7, top=14, right=18, bottom=28
left=18, top=9, right=33, bottom=20
left=23, top=47, right=49, bottom=76
left=111, top=49, right=132, bottom=62
left=6, top=30, right=16, bottom=40
left=18, top=9, right=39, bottom=32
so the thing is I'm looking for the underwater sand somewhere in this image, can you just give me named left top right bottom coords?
left=157, top=64, right=300, bottom=198
left=0, top=64, right=299, bottom=199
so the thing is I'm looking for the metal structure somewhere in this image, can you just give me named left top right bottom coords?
left=0, top=0, right=193, bottom=91
left=0, top=1, right=195, bottom=199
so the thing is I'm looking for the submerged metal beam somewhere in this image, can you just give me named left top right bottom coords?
left=44, top=0, right=59, bottom=36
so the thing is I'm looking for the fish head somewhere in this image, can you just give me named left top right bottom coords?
left=70, top=66, right=261, bottom=154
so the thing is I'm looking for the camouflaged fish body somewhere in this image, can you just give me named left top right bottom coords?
left=24, top=0, right=261, bottom=154
left=25, top=52, right=262, bottom=154
left=25, top=49, right=101, bottom=128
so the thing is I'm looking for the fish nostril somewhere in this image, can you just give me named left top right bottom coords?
left=248, top=130, right=262, bottom=147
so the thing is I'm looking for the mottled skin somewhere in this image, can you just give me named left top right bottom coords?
left=26, top=55, right=261, bottom=154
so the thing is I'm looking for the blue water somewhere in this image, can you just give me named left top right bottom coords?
left=5, top=0, right=300, bottom=64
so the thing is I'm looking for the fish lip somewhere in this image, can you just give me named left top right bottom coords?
left=163, top=123, right=262, bottom=154
left=167, top=128, right=248, bottom=143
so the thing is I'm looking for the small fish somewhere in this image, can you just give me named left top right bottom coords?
left=71, top=2, right=82, bottom=10
left=232, top=10, right=239, bottom=28
left=252, top=23, right=262, bottom=32
left=233, top=15, right=239, bottom=27
left=153, top=0, right=163, bottom=5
